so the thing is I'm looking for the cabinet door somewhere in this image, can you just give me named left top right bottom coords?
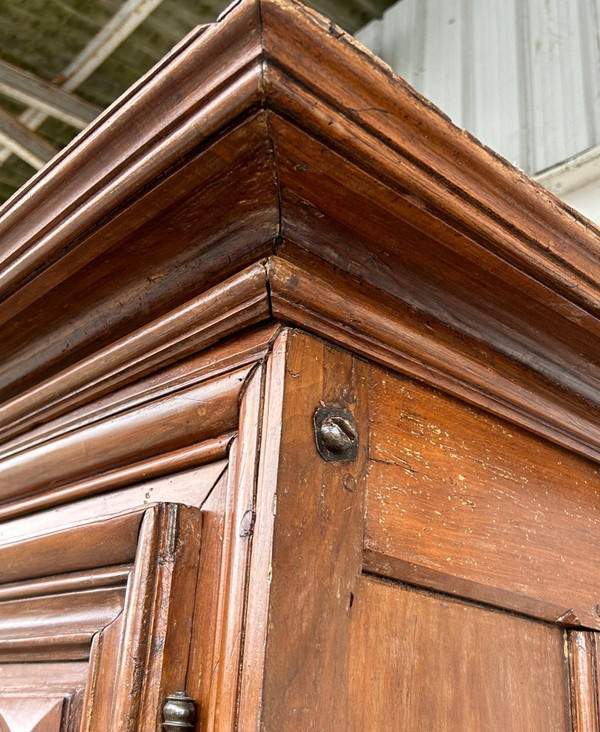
left=0, top=503, right=202, bottom=730
left=348, top=576, right=571, bottom=730
left=243, top=334, right=600, bottom=730
left=361, top=362, right=600, bottom=730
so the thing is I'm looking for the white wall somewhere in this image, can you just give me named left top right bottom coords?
left=357, top=0, right=600, bottom=177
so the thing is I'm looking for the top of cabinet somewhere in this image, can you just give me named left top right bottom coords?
left=0, top=0, right=599, bottom=462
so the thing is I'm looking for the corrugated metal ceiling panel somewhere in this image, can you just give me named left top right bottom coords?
left=357, top=0, right=600, bottom=176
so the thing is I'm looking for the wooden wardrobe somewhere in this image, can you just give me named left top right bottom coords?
left=0, top=0, right=599, bottom=729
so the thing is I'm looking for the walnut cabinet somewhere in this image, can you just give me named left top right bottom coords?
left=1, top=0, right=600, bottom=729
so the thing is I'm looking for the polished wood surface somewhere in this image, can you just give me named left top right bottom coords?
left=239, top=331, right=369, bottom=730
left=0, top=0, right=599, bottom=462
left=0, top=504, right=203, bottom=730
left=1, top=0, right=600, bottom=728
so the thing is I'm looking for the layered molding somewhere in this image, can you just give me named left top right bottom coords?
left=0, top=367, right=249, bottom=505
left=0, top=265, right=271, bottom=446
left=0, top=0, right=599, bottom=473
left=0, top=504, right=203, bottom=728
left=268, top=256, right=600, bottom=463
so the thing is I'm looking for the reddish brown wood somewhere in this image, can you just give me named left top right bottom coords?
left=186, top=468, right=229, bottom=730
left=0, top=503, right=205, bottom=728
left=363, top=362, right=600, bottom=628
left=0, top=266, right=271, bottom=445
left=1, top=0, right=600, bottom=728
left=0, top=458, right=225, bottom=539
left=348, top=576, right=571, bottom=731
left=108, top=504, right=202, bottom=729
left=0, top=696, right=66, bottom=730
left=569, top=631, right=600, bottom=731
left=208, top=364, right=265, bottom=730
left=0, top=0, right=598, bottom=462
left=268, top=253, right=600, bottom=463
left=0, top=511, right=142, bottom=584
left=0, top=366, right=248, bottom=505
left=239, top=331, right=369, bottom=730
left=0, top=587, right=126, bottom=662
left=0, top=661, right=87, bottom=731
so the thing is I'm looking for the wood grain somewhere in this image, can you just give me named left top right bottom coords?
left=268, top=253, right=600, bottom=463
left=0, top=588, right=126, bottom=662
left=208, top=364, right=265, bottom=731
left=0, top=566, right=131, bottom=603
left=0, top=324, right=276, bottom=461
left=0, top=265, right=270, bottom=444
left=239, top=330, right=369, bottom=730
left=0, top=0, right=598, bottom=468
left=364, top=363, right=600, bottom=628
left=0, top=459, right=225, bottom=542
left=0, top=435, right=231, bottom=521
left=186, top=468, right=229, bottom=731
left=0, top=505, right=205, bottom=728
left=348, top=575, right=570, bottom=731
left=0, top=1, right=268, bottom=307
left=568, top=631, right=600, bottom=731
left=0, top=511, right=142, bottom=584
left=1, top=1, right=600, bottom=729
left=0, top=367, right=247, bottom=504
left=0, top=696, right=65, bottom=731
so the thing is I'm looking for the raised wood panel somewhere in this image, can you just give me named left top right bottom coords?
left=0, top=511, right=141, bottom=585
left=0, top=662, right=87, bottom=732
left=0, top=588, right=126, bottom=662
left=0, top=324, right=276, bottom=460
left=364, top=363, right=600, bottom=628
left=348, top=576, right=570, bottom=731
left=0, top=697, right=66, bottom=731
left=0, top=503, right=203, bottom=729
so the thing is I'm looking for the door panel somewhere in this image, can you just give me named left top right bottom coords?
left=0, top=697, right=66, bottom=731
left=0, top=503, right=202, bottom=730
left=349, top=576, right=571, bottom=731
left=360, top=361, right=600, bottom=730
left=365, top=364, right=600, bottom=628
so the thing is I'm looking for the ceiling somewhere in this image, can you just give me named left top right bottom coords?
left=0, top=0, right=394, bottom=205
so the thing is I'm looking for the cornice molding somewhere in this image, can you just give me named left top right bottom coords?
left=0, top=0, right=599, bottom=466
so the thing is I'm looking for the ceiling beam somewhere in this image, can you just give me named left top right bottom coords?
left=0, top=0, right=168, bottom=166
left=0, top=0, right=397, bottom=170
left=57, top=0, right=169, bottom=91
left=0, top=60, right=101, bottom=129
left=0, top=106, right=57, bottom=169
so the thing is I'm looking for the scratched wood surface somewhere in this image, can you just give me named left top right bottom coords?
left=1, top=0, right=600, bottom=728
left=0, top=504, right=203, bottom=730
left=364, top=362, right=600, bottom=628
left=238, top=330, right=369, bottom=730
